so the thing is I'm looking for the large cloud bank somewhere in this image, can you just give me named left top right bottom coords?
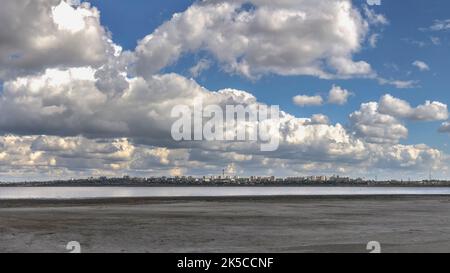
left=0, top=0, right=448, bottom=180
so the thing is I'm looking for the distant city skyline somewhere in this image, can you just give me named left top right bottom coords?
left=0, top=172, right=445, bottom=184
left=1, top=0, right=450, bottom=181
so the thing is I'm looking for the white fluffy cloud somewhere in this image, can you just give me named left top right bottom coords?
left=293, top=95, right=324, bottom=106
left=1, top=131, right=445, bottom=180
left=350, top=102, right=408, bottom=144
left=328, top=85, right=352, bottom=105
left=0, top=68, right=210, bottom=141
left=369, top=143, right=443, bottom=170
left=0, top=134, right=194, bottom=179
left=307, top=114, right=330, bottom=125
left=378, top=94, right=448, bottom=121
left=0, top=65, right=446, bottom=178
left=350, top=94, right=448, bottom=144
left=0, top=0, right=114, bottom=80
left=134, top=0, right=377, bottom=79
left=293, top=85, right=352, bottom=107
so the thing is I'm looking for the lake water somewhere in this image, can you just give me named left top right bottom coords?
left=0, top=187, right=450, bottom=200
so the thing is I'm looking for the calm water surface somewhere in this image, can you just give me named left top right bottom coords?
left=0, top=187, right=450, bottom=200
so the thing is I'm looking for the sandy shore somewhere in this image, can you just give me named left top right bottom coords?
left=0, top=196, right=449, bottom=253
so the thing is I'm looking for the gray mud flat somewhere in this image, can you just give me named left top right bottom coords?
left=0, top=196, right=449, bottom=253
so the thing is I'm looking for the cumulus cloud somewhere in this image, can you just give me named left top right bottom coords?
left=134, top=0, right=377, bottom=79
left=0, top=68, right=210, bottom=141
left=2, top=130, right=445, bottom=180
left=293, top=95, right=324, bottom=106
left=350, top=94, right=448, bottom=144
left=350, top=102, right=408, bottom=144
left=378, top=94, right=448, bottom=121
left=0, top=134, right=194, bottom=179
left=0, top=64, right=445, bottom=178
left=0, top=0, right=114, bottom=80
left=369, top=143, right=443, bottom=170
left=412, top=60, right=430, bottom=71
left=293, top=85, right=352, bottom=107
left=328, top=85, right=352, bottom=105
left=307, top=114, right=330, bottom=125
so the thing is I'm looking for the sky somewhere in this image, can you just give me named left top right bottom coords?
left=0, top=0, right=450, bottom=181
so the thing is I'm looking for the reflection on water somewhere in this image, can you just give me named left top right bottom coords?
left=0, top=187, right=450, bottom=200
